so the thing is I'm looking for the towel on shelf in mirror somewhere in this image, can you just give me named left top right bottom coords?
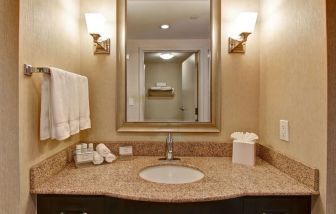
left=150, top=86, right=173, bottom=91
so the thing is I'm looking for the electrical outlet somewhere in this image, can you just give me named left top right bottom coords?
left=280, top=120, right=289, bottom=141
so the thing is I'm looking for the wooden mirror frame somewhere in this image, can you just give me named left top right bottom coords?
left=116, top=0, right=221, bottom=133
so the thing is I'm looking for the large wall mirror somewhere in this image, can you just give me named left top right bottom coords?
left=117, top=0, right=221, bottom=132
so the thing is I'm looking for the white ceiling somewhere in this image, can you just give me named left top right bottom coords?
left=127, top=0, right=210, bottom=40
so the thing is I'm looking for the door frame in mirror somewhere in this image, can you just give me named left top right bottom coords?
left=116, top=0, right=221, bottom=133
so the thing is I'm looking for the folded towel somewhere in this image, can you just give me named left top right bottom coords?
left=160, top=86, right=172, bottom=90
left=68, top=72, right=80, bottom=135
left=105, top=153, right=117, bottom=163
left=40, top=67, right=91, bottom=141
left=79, top=76, right=91, bottom=130
left=40, top=74, right=52, bottom=140
left=40, top=68, right=71, bottom=140
left=96, top=143, right=111, bottom=157
left=93, top=151, right=104, bottom=165
left=150, top=86, right=161, bottom=90
left=150, top=86, right=172, bottom=91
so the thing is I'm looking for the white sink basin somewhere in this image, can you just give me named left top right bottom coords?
left=139, top=165, right=204, bottom=184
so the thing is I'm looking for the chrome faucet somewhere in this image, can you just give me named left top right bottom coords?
left=166, top=133, right=174, bottom=160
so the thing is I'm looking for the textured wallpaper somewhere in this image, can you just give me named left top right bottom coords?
left=259, top=0, right=327, bottom=213
left=19, top=0, right=81, bottom=213
left=0, top=1, right=20, bottom=213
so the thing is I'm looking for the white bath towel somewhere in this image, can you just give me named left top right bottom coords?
left=40, top=67, right=91, bottom=141
left=68, top=72, right=80, bottom=135
left=105, top=153, right=117, bottom=163
left=93, top=151, right=104, bottom=165
left=40, top=74, right=52, bottom=140
left=40, top=68, right=71, bottom=140
left=79, top=76, right=91, bottom=130
left=96, top=143, right=112, bottom=157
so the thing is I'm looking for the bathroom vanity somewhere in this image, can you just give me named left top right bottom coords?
left=31, top=153, right=317, bottom=214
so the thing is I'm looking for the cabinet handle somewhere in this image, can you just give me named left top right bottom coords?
left=59, top=212, right=87, bottom=214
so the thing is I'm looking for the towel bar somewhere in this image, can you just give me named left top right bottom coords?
left=24, top=64, right=51, bottom=76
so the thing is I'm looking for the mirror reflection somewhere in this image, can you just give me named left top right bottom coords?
left=126, top=0, right=211, bottom=122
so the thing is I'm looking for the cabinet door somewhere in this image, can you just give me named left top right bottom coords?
left=107, top=197, right=244, bottom=214
left=243, top=196, right=311, bottom=214
left=37, top=195, right=106, bottom=214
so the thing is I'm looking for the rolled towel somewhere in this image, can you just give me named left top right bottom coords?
left=96, top=143, right=111, bottom=157
left=105, top=153, right=117, bottom=163
left=93, top=151, right=104, bottom=165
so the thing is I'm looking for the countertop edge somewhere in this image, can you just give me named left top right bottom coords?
left=30, top=189, right=319, bottom=203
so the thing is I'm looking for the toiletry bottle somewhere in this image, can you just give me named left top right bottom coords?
left=81, top=143, right=88, bottom=154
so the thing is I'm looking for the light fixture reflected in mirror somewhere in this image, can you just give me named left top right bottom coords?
left=228, top=12, right=258, bottom=53
left=160, top=24, right=170, bottom=29
left=85, top=13, right=110, bottom=54
left=159, top=53, right=175, bottom=60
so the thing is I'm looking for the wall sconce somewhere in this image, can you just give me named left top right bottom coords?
left=228, top=12, right=258, bottom=54
left=85, top=13, right=110, bottom=54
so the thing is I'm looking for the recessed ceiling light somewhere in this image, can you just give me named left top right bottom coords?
left=160, top=24, right=170, bottom=29
left=160, top=53, right=174, bottom=60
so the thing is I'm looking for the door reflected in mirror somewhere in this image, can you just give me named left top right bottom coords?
left=126, top=0, right=211, bottom=123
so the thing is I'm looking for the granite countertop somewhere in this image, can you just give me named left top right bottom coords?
left=31, top=156, right=318, bottom=202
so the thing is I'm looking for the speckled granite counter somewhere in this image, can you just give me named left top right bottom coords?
left=30, top=156, right=317, bottom=202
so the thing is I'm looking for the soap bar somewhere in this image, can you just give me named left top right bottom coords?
left=232, top=141, right=256, bottom=166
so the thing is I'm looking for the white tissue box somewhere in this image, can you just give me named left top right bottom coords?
left=232, top=141, right=256, bottom=166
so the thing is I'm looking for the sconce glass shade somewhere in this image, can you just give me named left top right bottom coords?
left=85, top=13, right=110, bottom=54
left=234, top=12, right=258, bottom=34
left=85, top=13, right=105, bottom=35
left=228, top=12, right=258, bottom=53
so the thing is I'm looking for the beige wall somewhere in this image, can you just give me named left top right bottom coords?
left=14, top=0, right=329, bottom=214
left=326, top=0, right=336, bottom=212
left=19, top=0, right=81, bottom=213
left=0, top=1, right=20, bottom=213
left=145, top=63, right=183, bottom=121
left=258, top=0, right=327, bottom=213
left=80, top=0, right=260, bottom=142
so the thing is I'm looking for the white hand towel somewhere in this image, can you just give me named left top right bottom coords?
left=79, top=76, right=91, bottom=130
left=150, top=86, right=161, bottom=90
left=40, top=67, right=91, bottom=141
left=68, top=72, right=80, bottom=136
left=159, top=86, right=172, bottom=90
left=49, top=68, right=71, bottom=140
left=93, top=151, right=104, bottom=165
left=40, top=74, right=52, bottom=140
left=96, top=143, right=111, bottom=157
left=105, top=153, right=117, bottom=163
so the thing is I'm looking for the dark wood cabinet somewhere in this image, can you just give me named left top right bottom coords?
left=37, top=195, right=311, bottom=214
left=243, top=196, right=311, bottom=214
left=37, top=195, right=106, bottom=214
left=107, top=197, right=243, bottom=214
